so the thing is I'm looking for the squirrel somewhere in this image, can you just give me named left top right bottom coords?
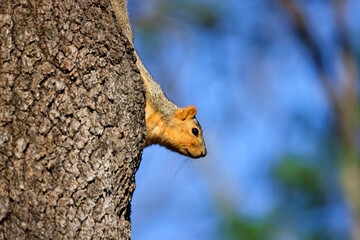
left=110, top=0, right=207, bottom=158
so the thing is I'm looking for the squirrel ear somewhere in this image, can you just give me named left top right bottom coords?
left=175, top=106, right=197, bottom=121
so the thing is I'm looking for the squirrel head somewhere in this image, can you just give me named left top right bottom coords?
left=145, top=104, right=207, bottom=158
left=167, top=106, right=207, bottom=158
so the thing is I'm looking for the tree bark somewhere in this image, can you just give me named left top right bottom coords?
left=0, top=0, right=145, bottom=239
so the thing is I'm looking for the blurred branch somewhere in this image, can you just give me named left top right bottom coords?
left=332, top=1, right=360, bottom=240
left=276, top=0, right=339, bottom=115
left=333, top=0, right=359, bottom=148
left=276, top=0, right=360, bottom=239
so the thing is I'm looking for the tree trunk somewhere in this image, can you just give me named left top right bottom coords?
left=0, top=0, right=145, bottom=239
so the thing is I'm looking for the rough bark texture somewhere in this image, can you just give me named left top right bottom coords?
left=0, top=0, right=145, bottom=239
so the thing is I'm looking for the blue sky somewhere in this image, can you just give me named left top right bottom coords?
left=128, top=0, right=359, bottom=239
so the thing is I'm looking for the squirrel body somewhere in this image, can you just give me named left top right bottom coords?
left=110, top=0, right=207, bottom=158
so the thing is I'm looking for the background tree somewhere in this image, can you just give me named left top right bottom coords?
left=276, top=0, right=360, bottom=238
left=0, top=0, right=145, bottom=239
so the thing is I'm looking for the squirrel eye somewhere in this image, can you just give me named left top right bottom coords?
left=192, top=128, right=199, bottom=136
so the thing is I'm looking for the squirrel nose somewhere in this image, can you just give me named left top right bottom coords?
left=201, top=149, right=207, bottom=157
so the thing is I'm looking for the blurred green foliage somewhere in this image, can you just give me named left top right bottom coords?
left=275, top=156, right=327, bottom=207
left=160, top=1, right=221, bottom=30
left=218, top=153, right=346, bottom=240
left=219, top=210, right=275, bottom=240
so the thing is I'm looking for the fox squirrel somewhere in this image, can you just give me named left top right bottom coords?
left=110, top=0, right=207, bottom=158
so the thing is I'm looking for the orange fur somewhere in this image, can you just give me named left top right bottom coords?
left=110, top=0, right=207, bottom=158
left=145, top=103, right=207, bottom=158
left=175, top=106, right=197, bottom=120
